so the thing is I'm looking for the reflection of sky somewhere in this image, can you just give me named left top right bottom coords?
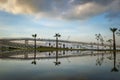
left=0, top=51, right=120, bottom=80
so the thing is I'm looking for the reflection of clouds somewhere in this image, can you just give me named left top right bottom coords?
left=0, top=0, right=120, bottom=20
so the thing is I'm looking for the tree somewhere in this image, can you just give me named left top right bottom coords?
left=32, top=34, right=37, bottom=38
left=116, top=29, right=120, bottom=36
left=32, top=34, right=37, bottom=65
left=54, top=33, right=61, bottom=48
left=32, top=34, right=37, bottom=49
left=110, top=28, right=117, bottom=50
left=95, top=33, right=101, bottom=50
left=99, top=34, right=104, bottom=49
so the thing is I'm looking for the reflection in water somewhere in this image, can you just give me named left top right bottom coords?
left=94, top=51, right=119, bottom=72
left=1, top=50, right=120, bottom=70
left=49, top=52, right=51, bottom=56
left=63, top=50, right=65, bottom=55
left=96, top=52, right=105, bottom=66
left=111, top=51, right=119, bottom=72
left=0, top=50, right=93, bottom=59
left=24, top=52, right=28, bottom=59
left=107, top=51, right=113, bottom=60
left=0, top=50, right=120, bottom=80
left=31, top=49, right=37, bottom=65
left=54, top=50, right=61, bottom=66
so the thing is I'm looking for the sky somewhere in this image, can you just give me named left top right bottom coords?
left=0, top=0, right=120, bottom=43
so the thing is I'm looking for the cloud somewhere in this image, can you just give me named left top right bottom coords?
left=0, top=0, right=7, bottom=4
left=62, top=0, right=120, bottom=20
left=0, top=0, right=120, bottom=20
left=63, top=2, right=108, bottom=20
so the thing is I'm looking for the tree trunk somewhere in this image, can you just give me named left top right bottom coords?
left=113, top=32, right=116, bottom=50
left=56, top=37, right=58, bottom=48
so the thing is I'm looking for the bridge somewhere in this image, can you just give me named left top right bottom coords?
left=0, top=38, right=120, bottom=49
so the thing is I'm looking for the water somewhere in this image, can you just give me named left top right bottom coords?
left=0, top=50, right=120, bottom=80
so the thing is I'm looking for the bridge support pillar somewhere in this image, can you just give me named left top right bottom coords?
left=25, top=40, right=29, bottom=45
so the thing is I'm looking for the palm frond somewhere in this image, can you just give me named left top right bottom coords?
left=110, top=28, right=117, bottom=32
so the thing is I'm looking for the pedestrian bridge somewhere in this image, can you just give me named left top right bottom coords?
left=0, top=38, right=119, bottom=49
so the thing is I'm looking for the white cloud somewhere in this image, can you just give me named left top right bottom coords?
left=0, top=0, right=120, bottom=20
left=63, top=2, right=108, bottom=20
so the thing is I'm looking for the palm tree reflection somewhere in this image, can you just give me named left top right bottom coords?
left=31, top=49, right=37, bottom=65
left=111, top=51, right=119, bottom=72
left=54, top=50, right=61, bottom=66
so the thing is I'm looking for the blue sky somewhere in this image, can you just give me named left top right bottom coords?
left=0, top=0, right=120, bottom=43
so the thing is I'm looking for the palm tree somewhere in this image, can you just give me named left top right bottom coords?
left=32, top=34, right=37, bottom=38
left=110, top=28, right=117, bottom=50
left=32, top=34, right=37, bottom=49
left=54, top=33, right=61, bottom=48
left=106, top=39, right=113, bottom=50
left=32, top=34, right=37, bottom=65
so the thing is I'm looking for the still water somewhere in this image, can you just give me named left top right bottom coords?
left=0, top=50, right=120, bottom=80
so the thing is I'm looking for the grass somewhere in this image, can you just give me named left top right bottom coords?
left=37, top=46, right=71, bottom=52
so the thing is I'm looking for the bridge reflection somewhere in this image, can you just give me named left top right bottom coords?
left=0, top=50, right=91, bottom=59
left=0, top=50, right=120, bottom=71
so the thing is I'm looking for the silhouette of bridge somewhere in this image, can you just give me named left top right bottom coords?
left=0, top=38, right=119, bottom=49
